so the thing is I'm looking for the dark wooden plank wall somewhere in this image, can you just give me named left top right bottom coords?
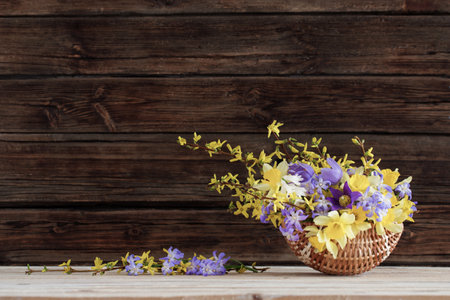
left=0, top=1, right=449, bottom=266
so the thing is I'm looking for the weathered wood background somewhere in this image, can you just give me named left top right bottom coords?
left=0, top=1, right=449, bottom=266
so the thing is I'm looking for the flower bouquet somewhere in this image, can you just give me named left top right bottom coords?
left=178, top=121, right=417, bottom=275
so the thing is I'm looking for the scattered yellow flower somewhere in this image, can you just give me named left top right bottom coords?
left=177, top=136, right=187, bottom=146
left=144, top=257, right=158, bottom=275
left=59, top=259, right=72, bottom=274
left=267, top=120, right=284, bottom=138
left=193, top=132, right=201, bottom=143
left=91, top=257, right=106, bottom=272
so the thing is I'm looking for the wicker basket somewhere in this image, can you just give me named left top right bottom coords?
left=285, top=223, right=403, bottom=275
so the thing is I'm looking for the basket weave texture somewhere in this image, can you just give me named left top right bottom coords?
left=286, top=223, right=403, bottom=275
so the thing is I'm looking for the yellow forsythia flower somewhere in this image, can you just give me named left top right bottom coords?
left=177, top=136, right=187, bottom=146
left=267, top=120, right=284, bottom=138
left=91, top=257, right=106, bottom=272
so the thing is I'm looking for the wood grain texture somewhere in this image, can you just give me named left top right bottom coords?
left=0, top=133, right=447, bottom=207
left=2, top=266, right=450, bottom=299
left=0, top=16, right=448, bottom=75
left=1, top=0, right=449, bottom=15
left=0, top=77, right=448, bottom=133
left=0, top=205, right=447, bottom=265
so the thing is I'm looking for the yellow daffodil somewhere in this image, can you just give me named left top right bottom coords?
left=309, top=236, right=327, bottom=252
left=306, top=225, right=339, bottom=258
left=264, top=168, right=282, bottom=190
left=305, top=226, right=327, bottom=252
left=394, top=196, right=415, bottom=223
left=317, top=230, right=339, bottom=258
left=348, top=174, right=370, bottom=193
left=390, top=194, right=399, bottom=206
left=381, top=169, right=400, bottom=188
left=375, top=208, right=403, bottom=235
left=314, top=211, right=355, bottom=250
left=349, top=206, right=372, bottom=236
left=341, top=166, right=364, bottom=185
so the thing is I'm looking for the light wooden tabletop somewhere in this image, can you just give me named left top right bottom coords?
left=0, top=266, right=449, bottom=299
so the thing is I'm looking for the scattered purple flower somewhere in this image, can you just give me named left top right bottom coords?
left=125, top=259, right=144, bottom=276
left=161, top=261, right=175, bottom=275
left=160, top=246, right=184, bottom=264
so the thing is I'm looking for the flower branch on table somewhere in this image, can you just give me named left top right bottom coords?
left=25, top=247, right=268, bottom=276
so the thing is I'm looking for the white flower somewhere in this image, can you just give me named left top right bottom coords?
left=253, top=160, right=289, bottom=196
left=281, top=175, right=307, bottom=201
